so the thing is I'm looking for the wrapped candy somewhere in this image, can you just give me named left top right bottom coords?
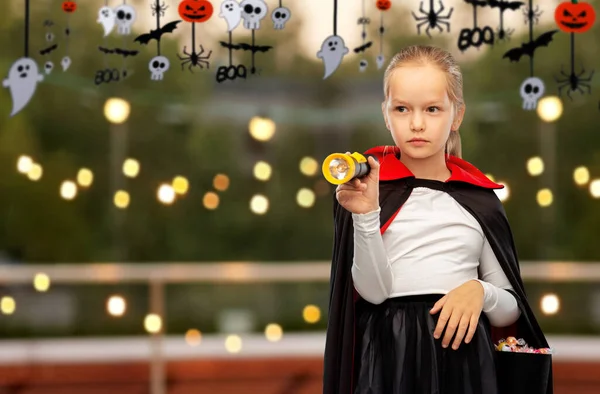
left=494, top=337, right=553, bottom=354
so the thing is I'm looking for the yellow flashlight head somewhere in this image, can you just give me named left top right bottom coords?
left=322, top=152, right=370, bottom=185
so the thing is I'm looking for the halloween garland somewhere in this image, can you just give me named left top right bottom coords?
left=375, top=0, right=391, bottom=70
left=317, top=0, right=349, bottom=79
left=457, top=0, right=494, bottom=51
left=217, top=0, right=273, bottom=80
left=61, top=0, right=75, bottom=71
left=135, top=1, right=181, bottom=81
left=553, top=0, right=595, bottom=99
left=178, top=0, right=213, bottom=72
left=502, top=0, right=557, bottom=110
left=354, top=0, right=373, bottom=72
left=2, top=0, right=44, bottom=117
left=95, top=0, right=139, bottom=86
left=40, top=5, right=58, bottom=75
left=412, top=0, right=453, bottom=38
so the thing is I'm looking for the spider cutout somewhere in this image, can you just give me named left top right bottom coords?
left=178, top=45, right=212, bottom=71
left=412, top=0, right=453, bottom=37
left=153, top=0, right=167, bottom=16
left=555, top=65, right=594, bottom=99
left=523, top=5, right=542, bottom=24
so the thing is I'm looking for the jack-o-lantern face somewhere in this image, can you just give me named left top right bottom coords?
left=376, top=0, right=392, bottom=11
left=62, top=1, right=77, bottom=13
left=554, top=1, right=595, bottom=33
left=178, top=0, right=214, bottom=23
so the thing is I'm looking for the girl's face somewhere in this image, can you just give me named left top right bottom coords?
left=382, top=63, right=464, bottom=161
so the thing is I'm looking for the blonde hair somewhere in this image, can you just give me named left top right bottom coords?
left=383, top=45, right=464, bottom=158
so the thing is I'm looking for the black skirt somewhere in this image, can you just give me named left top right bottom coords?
left=353, top=294, right=498, bottom=394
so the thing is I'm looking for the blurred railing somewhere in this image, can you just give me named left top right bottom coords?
left=1, top=261, right=600, bottom=394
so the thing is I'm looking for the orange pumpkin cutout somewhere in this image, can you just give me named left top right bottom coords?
left=376, top=0, right=392, bottom=11
left=178, top=0, right=214, bottom=23
left=62, top=1, right=77, bottom=13
left=554, top=1, right=595, bottom=33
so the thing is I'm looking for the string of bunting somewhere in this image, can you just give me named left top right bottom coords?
left=1, top=0, right=597, bottom=118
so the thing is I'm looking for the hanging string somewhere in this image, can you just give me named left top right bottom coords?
left=279, top=0, right=282, bottom=7
left=192, top=22, right=196, bottom=51
left=569, top=32, right=575, bottom=75
left=333, top=0, right=337, bottom=36
left=361, top=0, right=366, bottom=43
left=528, top=0, right=534, bottom=76
left=155, top=0, right=161, bottom=55
left=379, top=12, right=384, bottom=54
left=25, top=0, right=30, bottom=57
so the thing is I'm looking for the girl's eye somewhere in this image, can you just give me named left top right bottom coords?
left=395, top=106, right=407, bottom=112
left=428, top=106, right=440, bottom=112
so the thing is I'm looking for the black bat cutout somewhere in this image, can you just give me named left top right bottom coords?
left=353, top=41, right=373, bottom=53
left=134, top=20, right=181, bottom=45
left=503, top=30, right=558, bottom=62
left=357, top=17, right=371, bottom=24
left=39, top=44, right=58, bottom=55
left=98, top=46, right=139, bottom=57
left=44, top=19, right=54, bottom=27
left=219, top=41, right=273, bottom=54
left=488, top=0, right=524, bottom=40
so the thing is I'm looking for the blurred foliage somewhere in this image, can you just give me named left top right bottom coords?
left=0, top=0, right=600, bottom=337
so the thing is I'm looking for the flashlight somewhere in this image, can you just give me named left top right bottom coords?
left=322, top=152, right=378, bottom=185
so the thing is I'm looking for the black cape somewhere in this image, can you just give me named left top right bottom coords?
left=323, top=146, right=553, bottom=394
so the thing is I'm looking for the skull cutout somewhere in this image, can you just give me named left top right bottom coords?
left=149, top=56, right=170, bottom=81
left=359, top=59, right=368, bottom=72
left=520, top=77, right=544, bottom=110
left=271, top=6, right=291, bottom=30
left=115, top=4, right=136, bottom=35
left=240, top=0, right=268, bottom=30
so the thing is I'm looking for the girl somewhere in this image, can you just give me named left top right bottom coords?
left=323, top=45, right=552, bottom=394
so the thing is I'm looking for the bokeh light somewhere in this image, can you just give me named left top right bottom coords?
left=213, top=174, right=230, bottom=191
left=296, top=188, right=316, bottom=208
left=77, top=168, right=94, bottom=187
left=303, top=304, right=321, bottom=324
left=225, top=334, right=243, bottom=353
left=540, top=293, right=560, bottom=315
left=589, top=179, right=600, bottom=198
left=27, top=163, right=43, bottom=181
left=157, top=184, right=175, bottom=205
left=573, top=166, right=590, bottom=186
left=60, top=180, right=77, bottom=200
left=114, top=190, right=130, bottom=209
left=107, top=295, right=126, bottom=317
left=264, top=323, right=283, bottom=342
left=123, top=159, right=140, bottom=178
left=172, top=176, right=189, bottom=195
left=203, top=192, right=220, bottom=209
left=537, top=96, right=563, bottom=123
left=536, top=188, right=553, bottom=207
left=185, top=329, right=202, bottom=346
left=526, top=157, right=544, bottom=176
left=250, top=194, right=269, bottom=214
left=144, top=313, right=162, bottom=333
left=104, top=98, right=131, bottom=124
left=299, top=157, right=319, bottom=176
left=17, top=155, right=33, bottom=174
left=33, top=273, right=50, bottom=292
left=249, top=116, right=276, bottom=141
left=0, top=296, right=16, bottom=315
left=253, top=161, right=272, bottom=181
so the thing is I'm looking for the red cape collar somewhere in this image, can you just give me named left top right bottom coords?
left=364, top=145, right=503, bottom=190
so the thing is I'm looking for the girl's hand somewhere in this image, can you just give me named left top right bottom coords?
left=335, top=153, right=380, bottom=215
left=429, top=280, right=485, bottom=350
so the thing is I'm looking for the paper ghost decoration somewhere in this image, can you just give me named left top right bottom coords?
left=2, top=57, right=44, bottom=117
left=317, top=35, right=349, bottom=79
left=97, top=6, right=116, bottom=36
left=61, top=56, right=71, bottom=71
left=220, top=0, right=242, bottom=31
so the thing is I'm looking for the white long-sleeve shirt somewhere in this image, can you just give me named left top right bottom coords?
left=351, top=186, right=521, bottom=327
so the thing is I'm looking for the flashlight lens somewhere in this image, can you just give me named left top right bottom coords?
left=329, top=158, right=350, bottom=180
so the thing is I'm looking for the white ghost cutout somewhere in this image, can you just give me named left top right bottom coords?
left=97, top=6, right=116, bottom=36
left=220, top=0, right=242, bottom=32
left=376, top=54, right=385, bottom=70
left=61, top=56, right=71, bottom=71
left=2, top=57, right=44, bottom=117
left=317, top=35, right=349, bottom=79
